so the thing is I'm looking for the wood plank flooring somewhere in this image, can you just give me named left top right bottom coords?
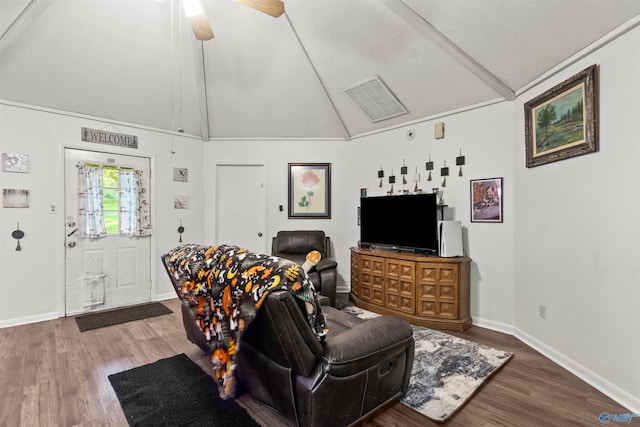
left=0, top=296, right=629, bottom=426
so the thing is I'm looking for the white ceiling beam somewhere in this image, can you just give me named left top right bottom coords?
left=397, top=0, right=516, bottom=101
left=191, top=40, right=211, bottom=142
left=284, top=11, right=352, bottom=141
left=0, top=0, right=37, bottom=42
left=0, top=0, right=55, bottom=57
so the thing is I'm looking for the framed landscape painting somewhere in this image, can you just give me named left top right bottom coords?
left=470, top=178, right=502, bottom=223
left=288, top=163, right=331, bottom=219
left=524, top=65, right=598, bottom=168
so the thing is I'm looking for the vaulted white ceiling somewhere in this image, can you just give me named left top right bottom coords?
left=1, top=0, right=639, bottom=140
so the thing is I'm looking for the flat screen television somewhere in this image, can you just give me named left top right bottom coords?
left=359, top=193, right=439, bottom=254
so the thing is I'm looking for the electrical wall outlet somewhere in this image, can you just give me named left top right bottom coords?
left=539, top=304, right=547, bottom=319
left=49, top=204, right=57, bottom=214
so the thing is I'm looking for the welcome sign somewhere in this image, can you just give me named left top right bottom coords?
left=81, top=127, right=138, bottom=149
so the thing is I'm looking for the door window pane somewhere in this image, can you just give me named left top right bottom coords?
left=103, top=167, right=119, bottom=234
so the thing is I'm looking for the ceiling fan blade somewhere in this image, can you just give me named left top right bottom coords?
left=188, top=14, right=214, bottom=41
left=233, top=0, right=285, bottom=18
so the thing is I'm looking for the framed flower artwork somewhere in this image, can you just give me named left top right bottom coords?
left=288, top=163, right=331, bottom=219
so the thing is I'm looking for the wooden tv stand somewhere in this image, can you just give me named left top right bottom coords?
left=350, top=247, right=472, bottom=331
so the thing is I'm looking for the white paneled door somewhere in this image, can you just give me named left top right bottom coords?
left=64, top=149, right=151, bottom=315
left=215, top=164, right=266, bottom=253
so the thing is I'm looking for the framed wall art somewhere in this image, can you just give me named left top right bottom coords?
left=174, top=195, right=189, bottom=209
left=3, top=189, right=30, bottom=208
left=524, top=64, right=598, bottom=168
left=173, top=167, right=188, bottom=182
left=288, top=163, right=331, bottom=219
left=470, top=178, right=503, bottom=223
left=2, top=153, right=30, bottom=173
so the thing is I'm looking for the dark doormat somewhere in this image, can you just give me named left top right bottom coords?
left=74, top=302, right=172, bottom=332
left=108, top=353, right=259, bottom=427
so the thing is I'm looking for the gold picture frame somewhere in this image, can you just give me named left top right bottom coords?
left=524, top=65, right=598, bottom=168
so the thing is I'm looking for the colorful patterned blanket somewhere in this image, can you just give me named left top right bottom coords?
left=164, top=244, right=328, bottom=399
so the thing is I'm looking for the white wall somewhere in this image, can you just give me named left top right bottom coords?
left=513, top=27, right=640, bottom=412
left=0, top=104, right=205, bottom=326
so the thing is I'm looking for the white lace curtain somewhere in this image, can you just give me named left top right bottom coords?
left=119, top=168, right=152, bottom=236
left=77, top=164, right=151, bottom=238
left=78, top=165, right=106, bottom=238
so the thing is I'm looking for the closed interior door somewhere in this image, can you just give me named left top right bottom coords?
left=64, top=148, right=151, bottom=315
left=215, top=164, right=266, bottom=253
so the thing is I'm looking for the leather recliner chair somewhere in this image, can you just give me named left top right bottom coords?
left=236, top=290, right=415, bottom=427
left=272, top=230, right=338, bottom=307
left=161, top=252, right=415, bottom=427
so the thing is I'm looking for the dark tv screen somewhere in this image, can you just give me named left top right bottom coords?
left=360, top=193, right=438, bottom=253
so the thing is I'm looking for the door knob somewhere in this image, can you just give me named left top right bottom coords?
left=258, top=232, right=263, bottom=237
left=67, top=241, right=76, bottom=248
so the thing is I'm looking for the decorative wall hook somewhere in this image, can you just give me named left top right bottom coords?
left=456, top=149, right=466, bottom=177
left=413, top=166, right=422, bottom=193
left=425, top=154, right=433, bottom=182
left=12, top=222, right=24, bottom=251
left=177, top=219, right=185, bottom=243
left=401, top=159, right=408, bottom=184
left=441, top=161, right=449, bottom=187
left=388, top=170, right=396, bottom=194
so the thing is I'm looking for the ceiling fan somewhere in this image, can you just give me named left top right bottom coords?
left=183, top=0, right=285, bottom=41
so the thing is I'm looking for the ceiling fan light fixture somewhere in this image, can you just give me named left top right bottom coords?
left=182, top=0, right=204, bottom=17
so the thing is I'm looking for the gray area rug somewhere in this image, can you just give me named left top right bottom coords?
left=342, top=306, right=513, bottom=422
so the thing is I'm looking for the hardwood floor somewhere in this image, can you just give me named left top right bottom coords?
left=0, top=296, right=629, bottom=426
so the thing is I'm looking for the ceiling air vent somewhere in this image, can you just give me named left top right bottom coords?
left=343, top=76, right=408, bottom=123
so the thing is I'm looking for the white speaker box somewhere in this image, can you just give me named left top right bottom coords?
left=438, top=220, right=463, bottom=257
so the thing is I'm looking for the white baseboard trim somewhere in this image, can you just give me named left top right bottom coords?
left=514, top=328, right=639, bottom=414
left=154, top=292, right=178, bottom=302
left=0, top=311, right=60, bottom=329
left=337, top=285, right=351, bottom=294
left=471, top=316, right=515, bottom=335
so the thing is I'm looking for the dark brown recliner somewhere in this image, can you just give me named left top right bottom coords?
left=272, top=230, right=338, bottom=307
left=161, top=251, right=414, bottom=426
left=236, top=290, right=415, bottom=427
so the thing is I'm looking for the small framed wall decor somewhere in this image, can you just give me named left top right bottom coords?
left=2, top=153, right=30, bottom=173
left=470, top=178, right=503, bottom=223
left=288, top=163, right=331, bottom=219
left=524, top=64, right=598, bottom=168
left=174, top=195, right=189, bottom=209
left=173, top=167, right=188, bottom=182
left=3, top=189, right=30, bottom=208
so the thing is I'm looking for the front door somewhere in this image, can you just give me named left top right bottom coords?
left=64, top=148, right=151, bottom=315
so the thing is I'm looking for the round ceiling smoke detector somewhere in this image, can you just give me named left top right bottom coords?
left=406, top=129, right=416, bottom=140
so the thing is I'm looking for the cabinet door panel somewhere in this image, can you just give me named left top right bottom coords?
left=385, top=259, right=414, bottom=314
left=351, top=252, right=360, bottom=298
